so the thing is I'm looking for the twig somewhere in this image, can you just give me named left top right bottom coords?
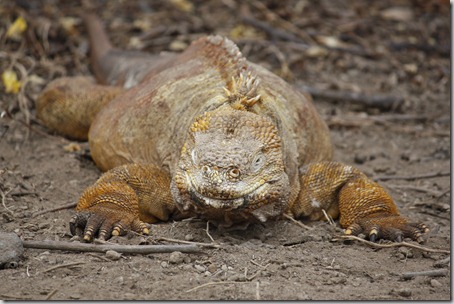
left=185, top=281, right=248, bottom=293
left=42, top=261, right=85, bottom=273
left=388, top=184, right=443, bottom=197
left=157, top=236, right=221, bottom=248
left=1, top=188, right=14, bottom=216
left=433, top=256, right=450, bottom=268
left=247, top=262, right=270, bottom=281
left=0, top=294, right=32, bottom=300
left=32, top=202, right=78, bottom=217
left=322, top=209, right=335, bottom=226
left=241, top=15, right=307, bottom=45
left=401, top=269, right=448, bottom=280
left=248, top=0, right=317, bottom=45
left=299, top=85, right=402, bottom=110
left=374, top=171, right=450, bottom=182
left=333, top=235, right=450, bottom=254
left=45, top=289, right=58, bottom=300
left=283, top=214, right=314, bottom=230
left=23, top=240, right=202, bottom=253
left=206, top=221, right=215, bottom=243
left=86, top=252, right=112, bottom=262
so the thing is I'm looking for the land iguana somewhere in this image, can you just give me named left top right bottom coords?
left=36, top=15, right=428, bottom=243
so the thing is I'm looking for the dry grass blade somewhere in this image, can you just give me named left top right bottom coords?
left=333, top=235, right=450, bottom=254
left=185, top=281, right=249, bottom=293
left=283, top=214, right=314, bottom=230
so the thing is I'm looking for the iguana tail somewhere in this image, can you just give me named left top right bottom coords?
left=84, top=14, right=169, bottom=88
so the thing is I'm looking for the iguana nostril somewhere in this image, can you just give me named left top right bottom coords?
left=229, top=168, right=240, bottom=178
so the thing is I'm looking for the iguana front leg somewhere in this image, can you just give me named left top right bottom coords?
left=290, top=162, right=429, bottom=243
left=70, top=163, right=177, bottom=241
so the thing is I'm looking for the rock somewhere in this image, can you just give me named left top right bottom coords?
left=0, top=232, right=24, bottom=269
left=194, top=264, right=206, bottom=273
left=207, top=263, right=217, bottom=273
left=160, top=261, right=169, bottom=268
left=169, top=251, right=185, bottom=264
left=430, top=279, right=442, bottom=288
left=105, top=250, right=122, bottom=261
left=394, top=288, right=412, bottom=298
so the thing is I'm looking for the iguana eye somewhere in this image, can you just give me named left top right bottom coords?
left=191, top=149, right=198, bottom=164
left=251, top=153, right=266, bottom=172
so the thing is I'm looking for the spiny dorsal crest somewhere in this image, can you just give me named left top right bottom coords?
left=223, top=71, right=262, bottom=111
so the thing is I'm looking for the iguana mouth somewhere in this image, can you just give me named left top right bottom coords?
left=185, top=172, right=268, bottom=209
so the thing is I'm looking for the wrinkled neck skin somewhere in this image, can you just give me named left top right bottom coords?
left=170, top=105, right=290, bottom=228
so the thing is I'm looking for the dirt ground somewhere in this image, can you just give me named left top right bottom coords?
left=0, top=0, right=450, bottom=301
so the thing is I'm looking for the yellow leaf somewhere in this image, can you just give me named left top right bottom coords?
left=2, top=69, right=22, bottom=94
left=6, top=16, right=27, bottom=39
left=169, top=0, right=194, bottom=12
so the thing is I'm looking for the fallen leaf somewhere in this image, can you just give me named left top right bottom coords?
left=380, top=7, right=414, bottom=22
left=6, top=16, right=27, bottom=40
left=59, top=17, right=80, bottom=36
left=63, top=143, right=81, bottom=152
left=315, top=36, right=349, bottom=48
left=2, top=69, right=22, bottom=94
left=169, top=0, right=194, bottom=12
left=304, top=46, right=328, bottom=58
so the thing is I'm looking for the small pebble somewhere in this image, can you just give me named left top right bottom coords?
left=397, top=288, right=412, bottom=297
left=207, top=263, right=217, bottom=273
left=194, top=264, right=206, bottom=273
left=169, top=251, right=185, bottom=264
left=161, top=261, right=169, bottom=268
left=38, top=223, right=50, bottom=229
left=183, top=256, right=191, bottom=263
left=105, top=250, right=122, bottom=261
left=184, top=234, right=194, bottom=241
left=430, top=279, right=442, bottom=288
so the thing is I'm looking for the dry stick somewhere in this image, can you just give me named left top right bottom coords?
left=388, top=184, right=443, bottom=197
left=241, top=15, right=307, bottom=45
left=185, top=281, right=248, bottom=293
left=334, top=235, right=450, bottom=254
left=206, top=221, right=215, bottom=243
left=0, top=294, right=32, bottom=300
left=23, top=240, right=202, bottom=254
left=433, top=256, right=450, bottom=268
left=322, top=209, right=335, bottom=226
left=283, top=214, right=314, bottom=230
left=86, top=252, right=112, bottom=262
left=157, top=236, right=221, bottom=249
left=32, top=202, right=78, bottom=217
left=42, top=261, right=85, bottom=273
left=374, top=171, right=450, bottom=182
left=1, top=188, right=14, bottom=215
left=299, top=85, right=401, bottom=110
left=45, top=289, right=58, bottom=300
left=401, top=269, right=449, bottom=280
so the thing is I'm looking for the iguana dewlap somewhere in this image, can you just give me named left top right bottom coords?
left=36, top=15, right=428, bottom=243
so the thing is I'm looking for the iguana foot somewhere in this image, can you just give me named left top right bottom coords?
left=69, top=205, right=150, bottom=242
left=344, top=214, right=429, bottom=243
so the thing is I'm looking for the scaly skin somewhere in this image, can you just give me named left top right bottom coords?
left=36, top=15, right=428, bottom=243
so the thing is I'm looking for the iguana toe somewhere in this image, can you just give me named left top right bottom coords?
left=344, top=214, right=429, bottom=243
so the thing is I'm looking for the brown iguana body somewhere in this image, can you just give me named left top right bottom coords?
left=36, top=15, right=428, bottom=243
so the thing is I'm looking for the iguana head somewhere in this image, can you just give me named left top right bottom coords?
left=171, top=73, right=290, bottom=227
